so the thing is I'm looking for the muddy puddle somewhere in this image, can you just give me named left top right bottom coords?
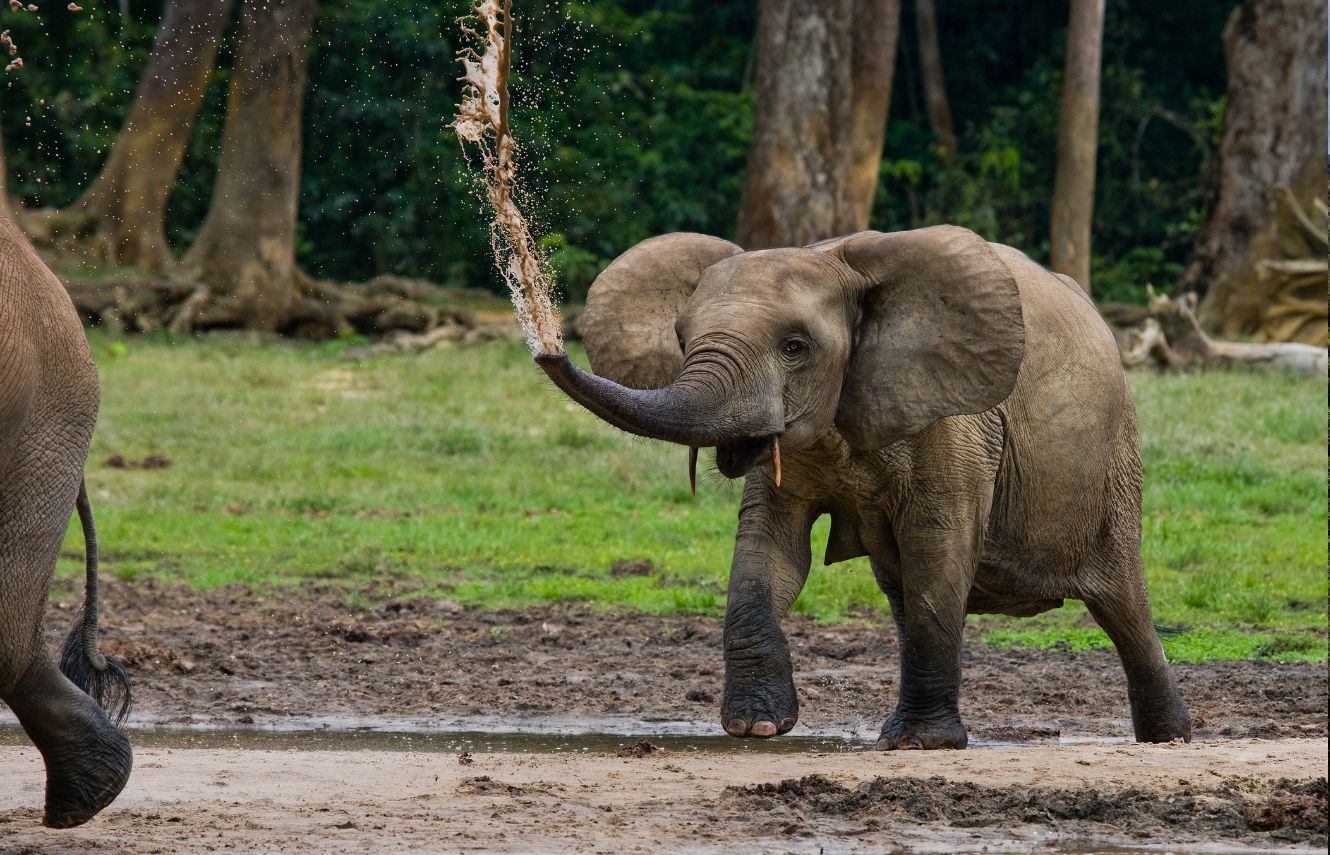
left=0, top=714, right=1133, bottom=755
left=0, top=720, right=866, bottom=754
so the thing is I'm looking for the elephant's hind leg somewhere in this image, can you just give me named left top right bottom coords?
left=1080, top=440, right=1191, bottom=744
left=0, top=461, right=132, bottom=827
left=1081, top=561, right=1191, bottom=743
left=1079, top=518, right=1197, bottom=744
left=5, top=654, right=133, bottom=827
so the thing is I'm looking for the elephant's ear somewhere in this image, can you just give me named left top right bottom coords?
left=826, top=226, right=1025, bottom=450
left=580, top=233, right=743, bottom=390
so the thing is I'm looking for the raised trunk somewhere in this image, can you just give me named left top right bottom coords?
left=59, top=0, right=236, bottom=272
left=1183, top=0, right=1327, bottom=342
left=176, top=0, right=317, bottom=331
left=913, top=0, right=956, bottom=164
left=1049, top=0, right=1105, bottom=294
left=736, top=0, right=901, bottom=249
left=536, top=354, right=781, bottom=447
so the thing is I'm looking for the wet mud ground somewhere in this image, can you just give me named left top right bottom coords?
left=0, top=577, right=1326, bottom=852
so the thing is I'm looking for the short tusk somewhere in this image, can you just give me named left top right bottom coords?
left=688, top=447, right=698, bottom=497
left=771, top=436, right=781, bottom=488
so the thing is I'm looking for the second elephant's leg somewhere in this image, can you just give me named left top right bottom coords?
left=1, top=477, right=132, bottom=828
left=720, top=483, right=813, bottom=738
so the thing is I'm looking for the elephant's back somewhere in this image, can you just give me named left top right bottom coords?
left=987, top=244, right=1134, bottom=575
left=0, top=213, right=97, bottom=456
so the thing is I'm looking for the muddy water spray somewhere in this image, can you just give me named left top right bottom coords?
left=453, top=0, right=563, bottom=357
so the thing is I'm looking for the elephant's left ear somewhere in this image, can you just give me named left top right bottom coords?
left=827, top=226, right=1025, bottom=450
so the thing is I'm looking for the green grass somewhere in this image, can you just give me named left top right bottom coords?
left=57, top=333, right=1327, bottom=664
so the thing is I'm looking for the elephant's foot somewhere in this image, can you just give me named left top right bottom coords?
left=721, top=671, right=799, bottom=738
left=42, top=716, right=133, bottom=828
left=875, top=709, right=967, bottom=750
left=1130, top=693, right=1192, bottom=744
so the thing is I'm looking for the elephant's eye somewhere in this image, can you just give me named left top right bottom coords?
left=781, top=339, right=807, bottom=358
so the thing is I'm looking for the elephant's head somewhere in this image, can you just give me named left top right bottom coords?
left=537, top=226, right=1025, bottom=482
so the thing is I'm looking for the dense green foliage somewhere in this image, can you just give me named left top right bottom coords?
left=59, top=334, right=1327, bottom=664
left=5, top=0, right=1230, bottom=303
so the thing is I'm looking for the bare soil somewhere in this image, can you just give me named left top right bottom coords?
left=0, top=740, right=1324, bottom=853
left=0, top=577, right=1324, bottom=852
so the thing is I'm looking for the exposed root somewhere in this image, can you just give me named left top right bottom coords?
left=1197, top=175, right=1328, bottom=346
left=61, top=269, right=490, bottom=341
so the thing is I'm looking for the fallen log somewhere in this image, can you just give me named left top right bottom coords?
left=1105, top=287, right=1327, bottom=375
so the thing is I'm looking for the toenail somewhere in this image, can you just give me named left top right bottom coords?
left=778, top=717, right=795, bottom=733
left=726, top=718, right=748, bottom=736
left=751, top=721, right=777, bottom=738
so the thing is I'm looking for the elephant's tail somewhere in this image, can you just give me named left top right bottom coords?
left=59, top=479, right=132, bottom=726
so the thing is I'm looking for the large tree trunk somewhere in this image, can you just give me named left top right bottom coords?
left=54, top=0, right=235, bottom=272
left=176, top=0, right=316, bottom=331
left=736, top=0, right=901, bottom=249
left=913, top=0, right=956, bottom=164
left=1048, top=0, right=1105, bottom=294
left=1182, top=0, right=1327, bottom=342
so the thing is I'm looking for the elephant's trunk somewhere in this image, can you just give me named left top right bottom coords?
left=535, top=353, right=781, bottom=448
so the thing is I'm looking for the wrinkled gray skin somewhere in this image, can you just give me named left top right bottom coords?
left=539, top=226, right=1191, bottom=749
left=0, top=214, right=132, bottom=825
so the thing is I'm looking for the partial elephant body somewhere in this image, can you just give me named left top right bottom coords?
left=0, top=213, right=132, bottom=827
left=542, top=225, right=1191, bottom=749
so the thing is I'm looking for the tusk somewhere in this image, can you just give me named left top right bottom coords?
left=771, top=436, right=781, bottom=488
left=688, top=447, right=698, bottom=497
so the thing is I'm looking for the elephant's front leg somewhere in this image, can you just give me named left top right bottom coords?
left=720, top=482, right=813, bottom=738
left=876, top=524, right=983, bottom=751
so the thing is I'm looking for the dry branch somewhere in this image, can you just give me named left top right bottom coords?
left=1104, top=287, right=1327, bottom=375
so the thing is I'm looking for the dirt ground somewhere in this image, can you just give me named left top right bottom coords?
left=1, top=739, right=1325, bottom=853
left=0, top=577, right=1325, bottom=852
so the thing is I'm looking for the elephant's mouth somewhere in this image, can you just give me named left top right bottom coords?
left=711, top=434, right=780, bottom=481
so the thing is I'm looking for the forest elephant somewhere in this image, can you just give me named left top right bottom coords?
left=0, top=214, right=132, bottom=826
left=538, top=225, right=1192, bottom=749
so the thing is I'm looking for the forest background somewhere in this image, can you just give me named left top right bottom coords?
left=0, top=0, right=1247, bottom=307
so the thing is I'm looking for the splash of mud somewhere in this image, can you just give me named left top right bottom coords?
left=453, top=0, right=563, bottom=357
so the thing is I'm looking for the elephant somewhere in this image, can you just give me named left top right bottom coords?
left=0, top=213, right=132, bottom=826
left=538, top=225, right=1192, bottom=749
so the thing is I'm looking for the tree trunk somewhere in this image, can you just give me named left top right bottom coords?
left=736, top=0, right=901, bottom=249
left=177, top=0, right=316, bottom=331
left=58, top=0, right=475, bottom=339
left=913, top=0, right=956, bottom=164
left=1049, top=0, right=1105, bottom=294
left=1182, top=0, right=1327, bottom=341
left=59, top=0, right=235, bottom=272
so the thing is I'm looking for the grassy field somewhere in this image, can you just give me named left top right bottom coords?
left=57, top=332, right=1327, bottom=664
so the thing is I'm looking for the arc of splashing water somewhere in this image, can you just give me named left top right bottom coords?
left=453, top=0, right=564, bottom=357
left=452, top=5, right=774, bottom=497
